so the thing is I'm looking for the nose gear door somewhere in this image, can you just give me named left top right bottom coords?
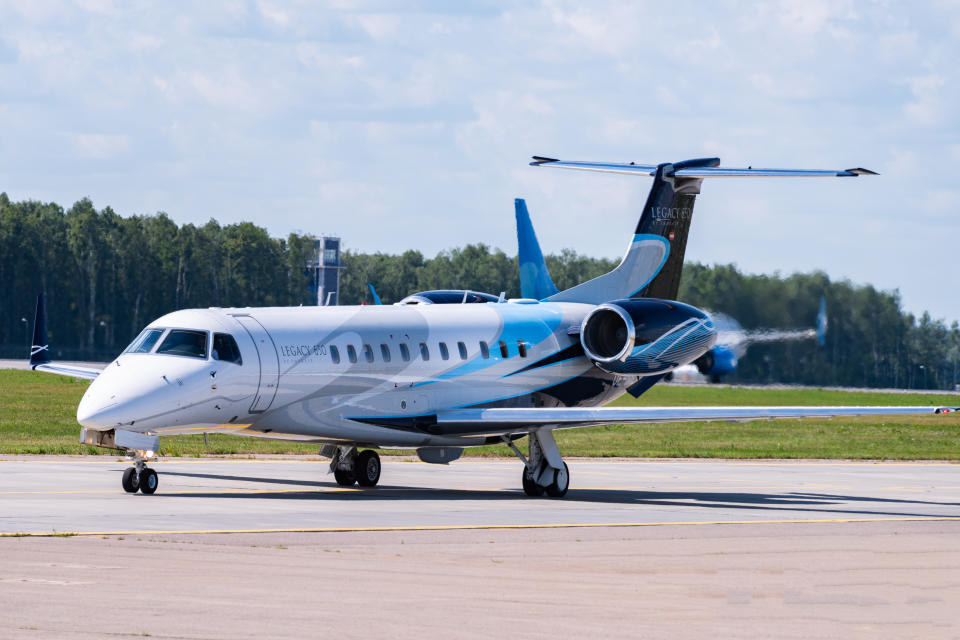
left=232, top=314, right=280, bottom=413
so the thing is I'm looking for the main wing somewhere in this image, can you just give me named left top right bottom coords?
left=32, top=361, right=102, bottom=380
left=435, top=405, right=957, bottom=432
left=29, top=294, right=103, bottom=381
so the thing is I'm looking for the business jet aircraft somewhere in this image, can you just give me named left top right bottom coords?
left=515, top=199, right=828, bottom=383
left=29, top=156, right=956, bottom=497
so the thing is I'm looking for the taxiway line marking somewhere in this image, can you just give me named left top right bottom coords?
left=3, top=516, right=960, bottom=538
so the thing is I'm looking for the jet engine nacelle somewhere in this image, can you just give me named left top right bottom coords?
left=580, top=299, right=717, bottom=376
left=694, top=346, right=738, bottom=378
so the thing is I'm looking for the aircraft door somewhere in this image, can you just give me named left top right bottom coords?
left=232, top=315, right=280, bottom=413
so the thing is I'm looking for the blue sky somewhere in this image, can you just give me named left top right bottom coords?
left=1, top=1, right=958, bottom=322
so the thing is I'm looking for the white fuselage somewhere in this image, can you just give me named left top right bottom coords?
left=78, top=301, right=617, bottom=448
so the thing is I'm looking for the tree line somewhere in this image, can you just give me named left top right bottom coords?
left=1, top=194, right=957, bottom=390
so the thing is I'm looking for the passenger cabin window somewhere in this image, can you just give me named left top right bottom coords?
left=479, top=341, right=489, bottom=359
left=439, top=342, right=449, bottom=360
left=400, top=343, right=410, bottom=361
left=499, top=340, right=509, bottom=358
left=156, top=329, right=208, bottom=359
left=517, top=340, right=527, bottom=358
left=125, top=328, right=164, bottom=354
left=380, top=344, right=391, bottom=362
left=330, top=345, right=341, bottom=365
left=347, top=345, right=358, bottom=363
left=363, top=344, right=374, bottom=363
left=458, top=341, right=468, bottom=360
left=419, top=342, right=430, bottom=361
left=212, top=333, right=243, bottom=364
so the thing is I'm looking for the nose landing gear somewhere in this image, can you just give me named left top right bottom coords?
left=121, top=457, right=158, bottom=494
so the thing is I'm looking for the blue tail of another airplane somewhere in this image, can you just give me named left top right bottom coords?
left=515, top=199, right=559, bottom=300
left=816, top=295, right=828, bottom=346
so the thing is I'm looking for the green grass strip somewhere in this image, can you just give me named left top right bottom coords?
left=1, top=370, right=957, bottom=459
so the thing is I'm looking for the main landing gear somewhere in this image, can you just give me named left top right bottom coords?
left=121, top=457, right=158, bottom=495
left=328, top=446, right=381, bottom=487
left=503, top=430, right=570, bottom=498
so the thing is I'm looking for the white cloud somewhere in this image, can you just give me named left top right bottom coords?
left=257, top=1, right=290, bottom=27
left=904, top=73, right=946, bottom=125
left=66, top=133, right=131, bottom=159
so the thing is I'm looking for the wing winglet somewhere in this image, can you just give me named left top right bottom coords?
left=30, top=294, right=51, bottom=367
left=28, top=293, right=102, bottom=380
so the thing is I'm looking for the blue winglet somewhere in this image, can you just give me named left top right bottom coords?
left=515, top=199, right=559, bottom=300
left=368, top=284, right=383, bottom=306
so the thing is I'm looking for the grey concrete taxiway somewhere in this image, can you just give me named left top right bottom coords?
left=2, top=457, right=959, bottom=639
left=2, top=456, right=959, bottom=534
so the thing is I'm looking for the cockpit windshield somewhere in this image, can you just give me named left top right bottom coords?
left=124, top=328, right=165, bottom=354
left=156, top=329, right=208, bottom=359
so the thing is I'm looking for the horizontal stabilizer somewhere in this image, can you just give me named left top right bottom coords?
left=531, top=157, right=877, bottom=178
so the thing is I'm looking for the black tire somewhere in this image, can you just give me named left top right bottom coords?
left=355, top=450, right=381, bottom=487
left=139, top=468, right=158, bottom=494
left=334, top=467, right=356, bottom=486
left=546, top=462, right=570, bottom=498
left=121, top=467, right=139, bottom=493
left=522, top=469, right=544, bottom=497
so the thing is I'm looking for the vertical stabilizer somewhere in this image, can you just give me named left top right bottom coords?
left=545, top=158, right=715, bottom=304
left=515, top=199, right=559, bottom=300
left=631, top=159, right=714, bottom=299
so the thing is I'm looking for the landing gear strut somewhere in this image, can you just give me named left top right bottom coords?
left=328, top=446, right=381, bottom=487
left=504, top=430, right=570, bottom=498
left=122, top=456, right=158, bottom=494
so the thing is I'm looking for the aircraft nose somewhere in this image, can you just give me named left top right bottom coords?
left=77, top=392, right=125, bottom=428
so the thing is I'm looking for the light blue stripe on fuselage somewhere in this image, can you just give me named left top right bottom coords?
left=414, top=302, right=565, bottom=387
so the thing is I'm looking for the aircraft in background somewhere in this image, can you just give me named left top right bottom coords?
left=669, top=300, right=827, bottom=383
left=515, top=198, right=829, bottom=383
left=30, top=156, right=955, bottom=497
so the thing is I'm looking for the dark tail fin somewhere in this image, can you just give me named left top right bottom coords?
left=30, top=294, right=51, bottom=367
left=632, top=158, right=717, bottom=299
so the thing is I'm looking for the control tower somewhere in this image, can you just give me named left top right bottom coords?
left=306, top=236, right=343, bottom=306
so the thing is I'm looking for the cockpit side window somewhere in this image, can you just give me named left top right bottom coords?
left=124, top=328, right=165, bottom=354
left=212, top=333, right=242, bottom=365
left=156, top=329, right=208, bottom=359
